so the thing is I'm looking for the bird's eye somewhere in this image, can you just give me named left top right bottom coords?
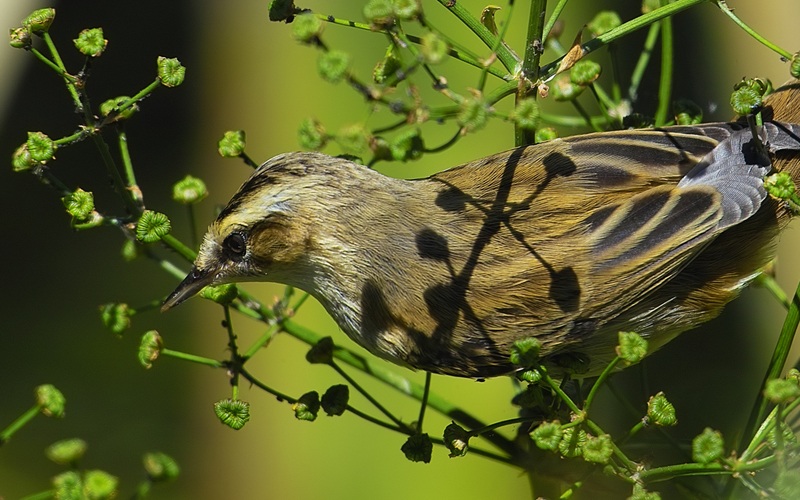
left=222, top=232, right=247, bottom=260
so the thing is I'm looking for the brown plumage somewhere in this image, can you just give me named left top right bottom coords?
left=163, top=80, right=800, bottom=378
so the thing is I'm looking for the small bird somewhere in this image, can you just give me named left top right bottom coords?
left=163, top=80, right=800, bottom=378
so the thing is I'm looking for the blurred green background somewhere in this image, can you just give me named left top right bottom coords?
left=1, top=1, right=799, bottom=498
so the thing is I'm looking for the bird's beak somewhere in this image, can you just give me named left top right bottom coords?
left=161, top=266, right=215, bottom=312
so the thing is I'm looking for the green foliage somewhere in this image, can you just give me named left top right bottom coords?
left=509, top=337, right=541, bottom=368
left=36, top=384, right=66, bottom=418
left=172, top=175, right=208, bottom=204
left=443, top=422, right=470, bottom=457
left=292, top=391, right=320, bottom=421
left=617, top=331, right=648, bottom=365
left=74, top=28, right=106, bottom=57
left=647, top=392, right=678, bottom=427
left=401, top=433, right=433, bottom=463
left=218, top=130, right=246, bottom=157
left=692, top=428, right=725, bottom=464
left=138, top=330, right=163, bottom=369
left=136, top=210, right=171, bottom=243
left=321, top=384, right=349, bottom=416
left=214, top=399, right=251, bottom=430
left=46, top=438, right=88, bottom=465
left=156, top=56, right=185, bottom=87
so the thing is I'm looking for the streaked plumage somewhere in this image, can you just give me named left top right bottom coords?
left=163, top=80, right=800, bottom=378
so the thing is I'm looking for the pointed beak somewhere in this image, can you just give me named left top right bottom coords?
left=161, top=266, right=215, bottom=312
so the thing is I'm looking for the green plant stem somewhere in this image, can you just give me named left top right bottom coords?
left=516, top=0, right=546, bottom=146
left=161, top=348, right=224, bottom=368
left=754, top=272, right=791, bottom=309
left=435, top=0, right=518, bottom=72
left=160, top=235, right=197, bottom=263
left=41, top=32, right=82, bottom=110
left=654, top=13, right=673, bottom=126
left=281, top=320, right=521, bottom=458
left=117, top=127, right=138, bottom=189
left=739, top=278, right=800, bottom=452
left=19, top=492, right=53, bottom=500
left=713, top=1, right=793, bottom=59
left=628, top=22, right=662, bottom=101
left=540, top=0, right=705, bottom=80
left=242, top=323, right=281, bottom=360
left=416, top=372, right=432, bottom=431
left=542, top=0, right=568, bottom=41
left=583, top=357, right=621, bottom=414
left=0, top=405, right=41, bottom=445
left=329, top=360, right=409, bottom=431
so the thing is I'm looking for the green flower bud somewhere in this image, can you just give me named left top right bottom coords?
left=390, top=128, right=424, bottom=162
left=52, top=471, right=82, bottom=499
left=136, top=210, right=171, bottom=243
left=641, top=0, right=661, bottom=14
left=336, top=124, right=370, bottom=155
left=630, top=483, right=661, bottom=500
left=62, top=188, right=95, bottom=222
left=292, top=391, right=320, bottom=421
left=457, top=97, right=489, bottom=133
left=730, top=85, right=762, bottom=116
left=12, top=143, right=35, bottom=172
left=36, top=384, right=66, bottom=418
left=364, top=0, right=395, bottom=26
left=551, top=75, right=584, bottom=101
left=292, top=13, right=323, bottom=42
left=268, top=0, right=296, bottom=22
left=792, top=53, right=800, bottom=79
left=214, top=399, right=250, bottom=430
left=764, top=172, right=797, bottom=201
left=373, top=44, right=402, bottom=84
left=509, top=337, right=541, bottom=368
left=531, top=421, right=562, bottom=451
left=774, top=470, right=800, bottom=500
left=571, top=59, right=602, bottom=86
left=321, top=384, right=349, bottom=416
left=401, top=433, right=432, bottom=463
left=516, top=368, right=542, bottom=383
left=26, top=131, right=56, bottom=163
left=23, top=8, right=55, bottom=35
left=218, top=130, right=246, bottom=157
left=692, top=427, right=724, bottom=464
left=157, top=56, right=185, bottom=87
left=200, top=283, right=238, bottom=306
left=582, top=433, right=613, bottom=464
left=393, top=0, right=421, bottom=20
left=646, top=392, right=677, bottom=427
left=535, top=127, right=558, bottom=143
left=298, top=118, right=327, bottom=150
left=99, top=96, right=138, bottom=121
left=143, top=452, right=180, bottom=482
left=673, top=98, right=703, bottom=125
left=138, top=330, right=163, bottom=369
left=512, top=98, right=541, bottom=130
left=616, top=331, right=648, bottom=365
left=443, top=422, right=470, bottom=457
left=83, top=470, right=118, bottom=499
left=588, top=11, right=621, bottom=37
left=306, top=336, right=334, bottom=364
left=9, top=27, right=32, bottom=49
left=46, top=438, right=87, bottom=465
left=421, top=32, right=448, bottom=65
left=558, top=427, right=586, bottom=458
left=172, top=175, right=208, bottom=204
left=764, top=378, right=800, bottom=404
left=100, top=302, right=132, bottom=335
left=74, top=28, right=106, bottom=57
left=121, top=240, right=140, bottom=261
left=318, top=50, right=350, bottom=83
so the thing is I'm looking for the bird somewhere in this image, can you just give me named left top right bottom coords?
left=162, top=79, right=800, bottom=378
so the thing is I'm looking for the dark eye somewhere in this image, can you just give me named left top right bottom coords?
left=222, top=232, right=247, bottom=260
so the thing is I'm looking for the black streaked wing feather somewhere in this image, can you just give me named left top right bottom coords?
left=585, top=122, right=800, bottom=298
